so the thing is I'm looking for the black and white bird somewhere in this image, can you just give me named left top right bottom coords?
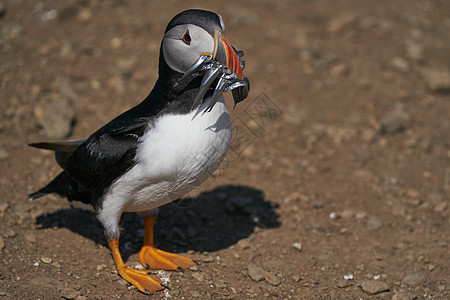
left=29, top=9, right=249, bottom=294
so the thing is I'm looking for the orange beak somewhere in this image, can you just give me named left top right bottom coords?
left=213, top=31, right=244, bottom=80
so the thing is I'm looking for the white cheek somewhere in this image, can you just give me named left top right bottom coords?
left=162, top=38, right=190, bottom=74
left=162, top=32, right=214, bottom=74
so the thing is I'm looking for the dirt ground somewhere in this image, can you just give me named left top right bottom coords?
left=0, top=0, right=449, bottom=299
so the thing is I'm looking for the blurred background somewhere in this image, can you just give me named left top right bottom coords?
left=0, top=0, right=449, bottom=299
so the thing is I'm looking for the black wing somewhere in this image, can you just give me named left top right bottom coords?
left=58, top=117, right=150, bottom=191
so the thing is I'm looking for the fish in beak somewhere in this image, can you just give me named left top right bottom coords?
left=179, top=30, right=250, bottom=112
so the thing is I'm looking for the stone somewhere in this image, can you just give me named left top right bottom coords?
left=34, top=96, right=75, bottom=139
left=265, top=272, right=281, bottom=286
left=434, top=201, right=447, bottom=213
left=330, top=63, right=351, bottom=77
left=366, top=215, right=383, bottom=230
left=61, top=288, right=80, bottom=300
left=191, top=272, right=204, bottom=281
left=0, top=146, right=8, bottom=160
left=248, top=264, right=265, bottom=282
left=391, top=289, right=411, bottom=300
left=360, top=280, right=389, bottom=295
left=311, top=200, right=324, bottom=209
left=337, top=279, right=353, bottom=288
left=24, top=233, right=37, bottom=244
left=390, top=57, right=410, bottom=73
left=0, top=1, right=6, bottom=17
left=340, top=208, right=355, bottom=219
left=402, top=272, right=427, bottom=285
left=40, top=257, right=52, bottom=264
left=0, top=202, right=9, bottom=217
left=0, top=236, right=4, bottom=251
left=421, top=68, right=450, bottom=93
left=380, top=106, right=410, bottom=134
left=237, top=239, right=251, bottom=250
left=4, top=229, right=16, bottom=238
left=215, top=280, right=228, bottom=288
left=405, top=41, right=424, bottom=62
left=292, top=242, right=302, bottom=252
left=328, top=13, right=358, bottom=33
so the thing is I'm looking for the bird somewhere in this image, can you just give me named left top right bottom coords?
left=28, top=9, right=249, bottom=295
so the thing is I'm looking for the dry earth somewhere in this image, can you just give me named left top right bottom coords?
left=0, top=0, right=449, bottom=299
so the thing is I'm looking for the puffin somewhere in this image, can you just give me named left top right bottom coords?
left=29, top=9, right=249, bottom=294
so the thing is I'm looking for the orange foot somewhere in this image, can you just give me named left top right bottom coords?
left=139, top=245, right=197, bottom=271
left=117, top=264, right=165, bottom=295
left=109, top=239, right=165, bottom=294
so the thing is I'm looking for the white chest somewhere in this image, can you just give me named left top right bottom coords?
left=105, top=96, right=232, bottom=213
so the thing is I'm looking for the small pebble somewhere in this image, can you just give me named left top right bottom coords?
left=391, top=289, right=411, bottom=300
left=344, top=274, right=354, bottom=280
left=191, top=272, right=204, bottom=282
left=360, top=280, right=389, bottom=295
left=237, top=239, right=251, bottom=249
left=248, top=264, right=265, bottom=282
left=380, top=107, right=410, bottom=134
left=311, top=201, right=324, bottom=209
left=265, top=272, right=281, bottom=286
left=421, top=68, right=450, bottom=93
left=40, top=257, right=52, bottom=264
left=366, top=215, right=384, bottom=230
left=215, top=280, right=227, bottom=288
left=337, top=279, right=353, bottom=288
left=0, top=147, right=8, bottom=160
left=402, top=272, right=427, bottom=285
left=390, top=57, right=410, bottom=73
left=292, top=242, right=302, bottom=252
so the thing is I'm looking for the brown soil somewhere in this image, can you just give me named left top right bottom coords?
left=0, top=0, right=449, bottom=299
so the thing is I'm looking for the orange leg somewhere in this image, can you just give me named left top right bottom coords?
left=138, top=216, right=197, bottom=271
left=108, top=239, right=165, bottom=294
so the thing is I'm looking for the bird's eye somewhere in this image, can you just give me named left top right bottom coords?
left=182, top=30, right=191, bottom=45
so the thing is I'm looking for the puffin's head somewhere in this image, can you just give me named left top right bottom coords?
left=162, top=9, right=243, bottom=80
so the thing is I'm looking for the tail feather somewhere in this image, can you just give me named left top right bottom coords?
left=28, top=172, right=71, bottom=199
left=28, top=172, right=92, bottom=205
left=29, top=138, right=86, bottom=152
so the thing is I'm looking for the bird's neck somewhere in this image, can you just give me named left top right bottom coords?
left=141, top=68, right=205, bottom=116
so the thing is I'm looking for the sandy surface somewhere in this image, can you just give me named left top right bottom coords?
left=0, top=0, right=449, bottom=299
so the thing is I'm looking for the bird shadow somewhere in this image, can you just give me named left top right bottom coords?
left=35, top=185, right=281, bottom=261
